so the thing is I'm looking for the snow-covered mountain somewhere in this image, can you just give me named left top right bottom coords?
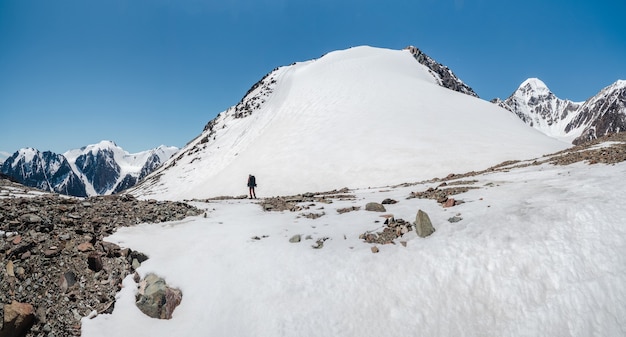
left=0, top=148, right=87, bottom=196
left=496, top=78, right=626, bottom=144
left=130, top=46, right=569, bottom=200
left=1, top=141, right=178, bottom=197
left=568, top=80, right=626, bottom=144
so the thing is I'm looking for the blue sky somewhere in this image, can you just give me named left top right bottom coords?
left=1, top=0, right=625, bottom=156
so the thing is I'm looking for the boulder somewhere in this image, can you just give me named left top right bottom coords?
left=365, top=202, right=386, bottom=212
left=415, top=210, right=436, bottom=238
left=443, top=198, right=456, bottom=208
left=0, top=301, right=35, bottom=337
left=136, top=274, right=182, bottom=319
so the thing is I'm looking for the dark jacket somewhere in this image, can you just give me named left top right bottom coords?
left=247, top=175, right=256, bottom=188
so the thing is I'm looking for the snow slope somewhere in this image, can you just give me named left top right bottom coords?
left=131, top=46, right=569, bottom=200
left=82, top=151, right=626, bottom=337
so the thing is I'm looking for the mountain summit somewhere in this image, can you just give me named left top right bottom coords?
left=497, top=78, right=626, bottom=144
left=130, top=46, right=568, bottom=200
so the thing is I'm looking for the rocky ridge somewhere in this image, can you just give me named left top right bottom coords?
left=405, top=45, right=478, bottom=97
left=0, top=188, right=203, bottom=337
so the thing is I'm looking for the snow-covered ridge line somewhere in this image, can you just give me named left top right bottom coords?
left=1, top=140, right=178, bottom=197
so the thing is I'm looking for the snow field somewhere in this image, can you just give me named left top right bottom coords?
left=82, top=160, right=626, bottom=337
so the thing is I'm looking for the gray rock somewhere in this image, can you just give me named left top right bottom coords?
left=19, top=214, right=43, bottom=224
left=289, top=234, right=301, bottom=243
left=448, top=216, right=463, bottom=223
left=415, top=210, right=436, bottom=238
left=365, top=202, right=386, bottom=212
left=135, top=274, right=182, bottom=320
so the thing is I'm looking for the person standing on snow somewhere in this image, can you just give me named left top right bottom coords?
left=247, top=174, right=257, bottom=199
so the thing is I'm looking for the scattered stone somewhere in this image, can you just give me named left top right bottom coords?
left=87, top=253, right=103, bottom=272
left=1, top=301, right=35, bottom=337
left=19, top=213, right=43, bottom=224
left=300, top=212, right=325, bottom=219
left=365, top=202, right=386, bottom=212
left=381, top=198, right=397, bottom=204
left=135, top=273, right=183, bottom=320
left=289, top=234, right=301, bottom=243
left=443, top=198, right=456, bottom=208
left=44, top=247, right=60, bottom=258
left=371, top=246, right=379, bottom=253
left=77, top=242, right=95, bottom=252
left=129, top=251, right=149, bottom=265
left=360, top=217, right=412, bottom=245
left=415, top=210, right=436, bottom=238
left=337, top=206, right=360, bottom=214
left=448, top=216, right=463, bottom=223
left=312, top=237, right=328, bottom=249
left=59, top=271, right=78, bottom=293
left=6, top=260, right=15, bottom=277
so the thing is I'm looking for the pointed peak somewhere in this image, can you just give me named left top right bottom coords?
left=520, top=78, right=550, bottom=91
left=610, top=79, right=626, bottom=90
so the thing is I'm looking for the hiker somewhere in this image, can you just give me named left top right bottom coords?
left=247, top=174, right=257, bottom=199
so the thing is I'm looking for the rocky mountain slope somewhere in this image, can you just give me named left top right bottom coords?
left=129, top=46, right=568, bottom=200
left=495, top=78, right=626, bottom=144
left=405, top=45, right=478, bottom=98
left=1, top=141, right=178, bottom=197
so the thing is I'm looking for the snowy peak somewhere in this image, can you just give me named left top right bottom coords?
left=498, top=77, right=582, bottom=141
left=518, top=78, right=551, bottom=97
left=1, top=148, right=87, bottom=196
left=499, top=78, right=626, bottom=144
left=1, top=142, right=179, bottom=197
left=131, top=45, right=568, bottom=200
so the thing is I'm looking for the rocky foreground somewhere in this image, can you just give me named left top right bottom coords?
left=1, top=133, right=625, bottom=337
left=0, top=186, right=203, bottom=337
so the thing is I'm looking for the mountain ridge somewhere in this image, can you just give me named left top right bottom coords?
left=495, top=78, right=626, bottom=144
left=1, top=141, right=178, bottom=197
left=130, top=46, right=569, bottom=200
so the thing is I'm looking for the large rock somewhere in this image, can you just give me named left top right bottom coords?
left=136, top=274, right=182, bottom=320
left=415, top=210, right=436, bottom=238
left=365, top=202, right=386, bottom=212
left=0, top=301, right=35, bottom=337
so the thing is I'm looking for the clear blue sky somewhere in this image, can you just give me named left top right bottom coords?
left=1, top=0, right=625, bottom=156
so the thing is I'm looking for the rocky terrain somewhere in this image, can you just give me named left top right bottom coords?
left=0, top=186, right=203, bottom=337
left=1, top=133, right=625, bottom=337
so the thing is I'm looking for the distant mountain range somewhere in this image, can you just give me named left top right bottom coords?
left=1, top=141, right=178, bottom=197
left=493, top=78, right=626, bottom=144
left=4, top=45, right=624, bottom=198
